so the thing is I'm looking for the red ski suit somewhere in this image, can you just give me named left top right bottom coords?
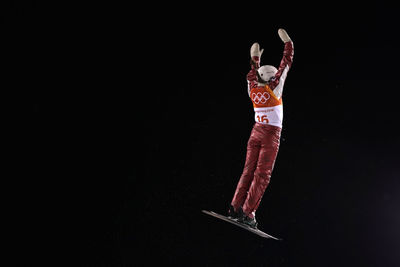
left=231, top=41, right=294, bottom=218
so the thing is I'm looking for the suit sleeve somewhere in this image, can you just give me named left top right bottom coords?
left=246, top=56, right=260, bottom=96
left=269, top=41, right=294, bottom=99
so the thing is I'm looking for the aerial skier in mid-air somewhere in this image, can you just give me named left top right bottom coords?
left=226, top=28, right=294, bottom=229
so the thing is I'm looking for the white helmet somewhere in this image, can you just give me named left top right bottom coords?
left=257, top=65, right=277, bottom=83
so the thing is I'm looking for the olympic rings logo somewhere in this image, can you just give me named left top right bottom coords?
left=251, top=92, right=270, bottom=104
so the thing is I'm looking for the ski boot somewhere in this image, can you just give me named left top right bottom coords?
left=240, top=214, right=258, bottom=229
left=227, top=205, right=244, bottom=220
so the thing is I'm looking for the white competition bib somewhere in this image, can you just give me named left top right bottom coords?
left=253, top=105, right=283, bottom=128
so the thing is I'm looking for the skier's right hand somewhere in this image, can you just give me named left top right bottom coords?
left=250, top=42, right=263, bottom=63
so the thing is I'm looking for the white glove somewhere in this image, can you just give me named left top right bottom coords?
left=250, top=42, right=264, bottom=58
left=278, top=28, right=291, bottom=43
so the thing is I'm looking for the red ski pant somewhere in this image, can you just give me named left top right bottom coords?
left=231, top=123, right=281, bottom=218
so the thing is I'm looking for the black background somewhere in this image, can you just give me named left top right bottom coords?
left=4, top=1, right=400, bottom=266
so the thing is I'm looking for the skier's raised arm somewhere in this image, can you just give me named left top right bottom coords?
left=269, top=29, right=294, bottom=99
left=246, top=43, right=263, bottom=96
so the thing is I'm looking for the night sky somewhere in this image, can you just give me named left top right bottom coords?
left=5, top=1, right=400, bottom=266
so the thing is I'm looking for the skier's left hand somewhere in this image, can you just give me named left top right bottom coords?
left=278, top=28, right=291, bottom=43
